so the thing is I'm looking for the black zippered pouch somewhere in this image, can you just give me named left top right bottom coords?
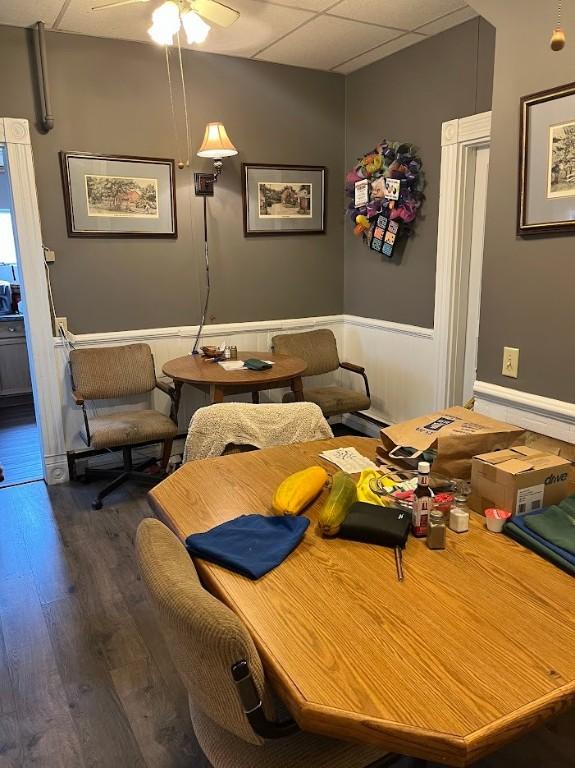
left=339, top=502, right=411, bottom=548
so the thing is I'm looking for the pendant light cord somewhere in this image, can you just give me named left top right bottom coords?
left=176, top=30, right=192, bottom=167
left=165, top=46, right=182, bottom=164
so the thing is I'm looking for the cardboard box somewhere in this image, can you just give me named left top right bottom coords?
left=469, top=446, right=572, bottom=516
left=380, top=406, right=525, bottom=480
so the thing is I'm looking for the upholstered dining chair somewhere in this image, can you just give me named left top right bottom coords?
left=135, top=517, right=400, bottom=768
left=182, top=401, right=333, bottom=463
left=272, top=329, right=371, bottom=419
left=69, top=343, right=178, bottom=510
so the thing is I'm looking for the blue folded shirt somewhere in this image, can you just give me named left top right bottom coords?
left=506, top=511, right=575, bottom=567
left=185, top=514, right=310, bottom=580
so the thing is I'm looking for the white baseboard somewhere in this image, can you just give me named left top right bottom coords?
left=474, top=381, right=575, bottom=444
left=342, top=413, right=384, bottom=438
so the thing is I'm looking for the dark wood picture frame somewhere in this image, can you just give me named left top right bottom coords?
left=59, top=151, right=177, bottom=238
left=518, top=81, right=575, bottom=236
left=242, top=163, right=326, bottom=236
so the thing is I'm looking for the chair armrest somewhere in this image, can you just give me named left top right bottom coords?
left=340, top=361, right=365, bottom=374
left=339, top=362, right=370, bottom=399
left=72, top=390, right=85, bottom=406
left=156, top=379, right=176, bottom=400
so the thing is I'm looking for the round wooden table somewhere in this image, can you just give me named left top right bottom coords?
left=162, top=351, right=307, bottom=417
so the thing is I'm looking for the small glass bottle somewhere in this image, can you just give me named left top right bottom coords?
left=427, top=509, right=446, bottom=550
left=412, top=461, right=433, bottom=537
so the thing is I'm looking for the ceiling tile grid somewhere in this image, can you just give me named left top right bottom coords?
left=0, top=0, right=478, bottom=73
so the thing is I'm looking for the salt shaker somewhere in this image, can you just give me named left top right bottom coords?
left=449, top=506, right=469, bottom=533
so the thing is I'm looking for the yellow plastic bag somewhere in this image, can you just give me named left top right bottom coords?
left=356, top=470, right=394, bottom=507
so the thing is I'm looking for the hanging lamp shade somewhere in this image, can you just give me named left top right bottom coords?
left=197, top=122, right=238, bottom=158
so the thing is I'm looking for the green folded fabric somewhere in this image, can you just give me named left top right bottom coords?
left=524, top=494, right=575, bottom=556
left=505, top=521, right=575, bottom=577
left=243, top=358, right=272, bottom=371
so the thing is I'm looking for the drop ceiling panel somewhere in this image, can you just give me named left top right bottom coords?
left=59, top=0, right=314, bottom=57
left=328, top=0, right=467, bottom=30
left=262, top=0, right=337, bottom=10
left=333, top=32, right=425, bottom=74
left=0, top=0, right=478, bottom=73
left=256, top=14, right=399, bottom=71
left=0, top=0, right=63, bottom=27
left=415, top=5, right=476, bottom=35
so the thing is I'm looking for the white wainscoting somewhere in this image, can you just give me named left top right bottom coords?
left=54, top=313, right=437, bottom=469
left=474, top=381, right=575, bottom=444
left=54, top=315, right=344, bottom=458
left=341, top=315, right=436, bottom=425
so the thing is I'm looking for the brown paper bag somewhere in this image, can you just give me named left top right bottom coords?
left=380, top=406, right=525, bottom=479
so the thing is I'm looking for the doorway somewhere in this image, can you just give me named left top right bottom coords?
left=434, top=112, right=492, bottom=410
left=0, top=118, right=67, bottom=485
left=0, top=143, right=43, bottom=487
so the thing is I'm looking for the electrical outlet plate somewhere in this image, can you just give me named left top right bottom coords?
left=502, top=346, right=519, bottom=378
left=55, top=316, right=68, bottom=335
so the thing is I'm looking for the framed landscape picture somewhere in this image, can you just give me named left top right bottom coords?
left=518, top=82, right=575, bottom=235
left=242, top=163, right=326, bottom=236
left=60, top=152, right=177, bottom=238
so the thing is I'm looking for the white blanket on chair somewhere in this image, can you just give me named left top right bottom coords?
left=183, top=402, right=333, bottom=462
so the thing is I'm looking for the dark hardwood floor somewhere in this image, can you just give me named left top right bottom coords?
left=0, top=403, right=43, bottom=489
left=0, top=477, right=573, bottom=767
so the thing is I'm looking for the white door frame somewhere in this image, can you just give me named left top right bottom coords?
left=434, top=111, right=492, bottom=410
left=1, top=118, right=68, bottom=484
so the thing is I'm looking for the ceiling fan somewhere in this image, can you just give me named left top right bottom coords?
left=91, top=0, right=240, bottom=45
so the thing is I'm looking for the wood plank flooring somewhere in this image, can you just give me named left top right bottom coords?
left=0, top=404, right=42, bottom=488
left=0, top=478, right=572, bottom=768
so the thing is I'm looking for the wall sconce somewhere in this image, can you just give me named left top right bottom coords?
left=192, top=122, right=238, bottom=354
left=194, top=122, right=238, bottom=196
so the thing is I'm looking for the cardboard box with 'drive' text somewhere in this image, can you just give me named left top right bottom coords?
left=469, top=446, right=571, bottom=516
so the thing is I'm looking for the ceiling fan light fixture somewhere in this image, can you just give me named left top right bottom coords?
left=182, top=10, right=211, bottom=44
left=147, top=1, right=181, bottom=45
left=148, top=22, right=174, bottom=45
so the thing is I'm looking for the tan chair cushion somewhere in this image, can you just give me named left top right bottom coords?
left=272, top=329, right=339, bottom=377
left=191, top=699, right=389, bottom=768
left=88, top=409, right=177, bottom=449
left=284, top=386, right=370, bottom=417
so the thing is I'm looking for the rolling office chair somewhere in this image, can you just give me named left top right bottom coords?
left=69, top=343, right=177, bottom=510
left=272, top=329, right=371, bottom=419
left=135, top=518, right=403, bottom=768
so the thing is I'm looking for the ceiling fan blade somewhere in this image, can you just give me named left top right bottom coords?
left=191, top=0, right=240, bottom=28
left=92, top=0, right=150, bottom=11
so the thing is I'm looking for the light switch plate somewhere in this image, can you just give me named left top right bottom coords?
left=502, top=346, right=519, bottom=378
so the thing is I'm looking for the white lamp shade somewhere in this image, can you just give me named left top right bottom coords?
left=182, top=10, right=211, bottom=44
left=197, top=122, right=238, bottom=158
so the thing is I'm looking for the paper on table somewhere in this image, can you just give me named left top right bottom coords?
left=218, top=360, right=275, bottom=371
left=319, top=447, right=378, bottom=473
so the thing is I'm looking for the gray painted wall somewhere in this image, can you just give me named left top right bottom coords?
left=344, top=18, right=495, bottom=328
left=470, top=0, right=574, bottom=402
left=0, top=25, right=344, bottom=333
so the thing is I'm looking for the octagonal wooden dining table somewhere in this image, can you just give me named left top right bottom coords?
left=149, top=436, right=575, bottom=766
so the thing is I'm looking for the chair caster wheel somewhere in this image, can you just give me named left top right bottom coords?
left=92, top=500, right=103, bottom=510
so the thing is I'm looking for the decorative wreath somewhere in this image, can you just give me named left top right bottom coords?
left=345, top=140, right=424, bottom=258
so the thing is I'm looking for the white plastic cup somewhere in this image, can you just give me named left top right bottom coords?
left=484, top=507, right=511, bottom=533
